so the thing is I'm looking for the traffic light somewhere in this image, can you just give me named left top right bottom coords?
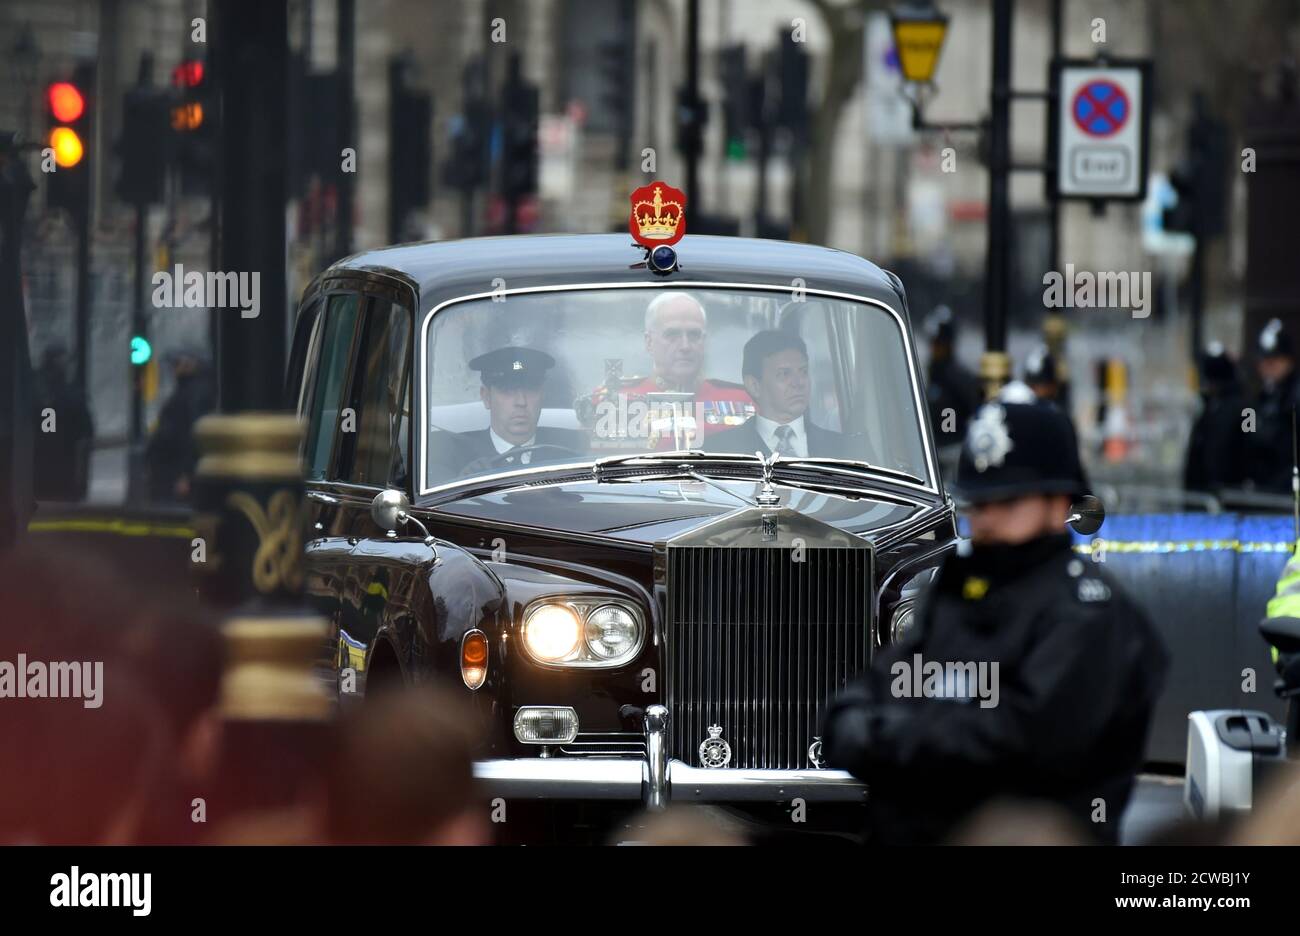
left=675, top=88, right=707, bottom=161
left=443, top=59, right=490, bottom=194
left=598, top=31, right=635, bottom=169
left=718, top=45, right=749, bottom=160
left=1163, top=99, right=1229, bottom=239
left=45, top=63, right=95, bottom=216
left=117, top=85, right=171, bottom=205
left=171, top=56, right=214, bottom=195
left=130, top=334, right=153, bottom=366
left=1163, top=170, right=1197, bottom=235
left=500, top=55, right=538, bottom=203
left=388, top=56, right=432, bottom=242
left=776, top=32, right=809, bottom=141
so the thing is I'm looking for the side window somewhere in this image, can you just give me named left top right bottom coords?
left=345, top=298, right=412, bottom=488
left=287, top=296, right=324, bottom=409
left=303, top=293, right=361, bottom=480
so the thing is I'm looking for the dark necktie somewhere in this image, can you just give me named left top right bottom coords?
left=773, top=424, right=796, bottom=457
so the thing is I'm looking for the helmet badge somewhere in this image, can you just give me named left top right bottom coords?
left=968, top=404, right=1014, bottom=473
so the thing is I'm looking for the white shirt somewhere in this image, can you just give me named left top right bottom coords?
left=754, top=414, right=808, bottom=457
left=490, top=428, right=536, bottom=461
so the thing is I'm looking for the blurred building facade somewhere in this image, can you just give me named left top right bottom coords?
left=3, top=0, right=1300, bottom=502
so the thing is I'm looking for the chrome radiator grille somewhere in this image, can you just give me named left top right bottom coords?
left=664, top=545, right=873, bottom=770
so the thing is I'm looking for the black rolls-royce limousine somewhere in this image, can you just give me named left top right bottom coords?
left=289, top=231, right=958, bottom=836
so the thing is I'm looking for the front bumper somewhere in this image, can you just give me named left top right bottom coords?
left=473, top=705, right=868, bottom=808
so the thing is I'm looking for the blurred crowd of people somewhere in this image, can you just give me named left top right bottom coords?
left=30, top=345, right=214, bottom=505
left=0, top=544, right=489, bottom=845
left=1184, top=319, right=1300, bottom=497
left=922, top=307, right=1300, bottom=502
left=5, top=540, right=1300, bottom=844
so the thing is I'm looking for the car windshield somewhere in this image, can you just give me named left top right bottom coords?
left=420, top=286, right=932, bottom=493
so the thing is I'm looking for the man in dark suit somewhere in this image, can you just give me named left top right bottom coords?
left=708, top=330, right=849, bottom=459
left=452, top=346, right=586, bottom=475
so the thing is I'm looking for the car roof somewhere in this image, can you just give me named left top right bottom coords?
left=319, top=233, right=908, bottom=318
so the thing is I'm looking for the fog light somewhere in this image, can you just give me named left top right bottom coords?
left=513, top=706, right=579, bottom=744
left=461, top=629, right=488, bottom=690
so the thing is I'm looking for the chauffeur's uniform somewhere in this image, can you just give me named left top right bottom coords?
left=822, top=402, right=1168, bottom=845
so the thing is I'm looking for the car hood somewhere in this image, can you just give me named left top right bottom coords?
left=432, top=477, right=929, bottom=545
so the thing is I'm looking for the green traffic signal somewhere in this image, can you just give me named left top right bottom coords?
left=130, top=335, right=152, bottom=365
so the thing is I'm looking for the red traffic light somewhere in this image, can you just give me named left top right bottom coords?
left=171, top=60, right=205, bottom=89
left=47, top=82, right=85, bottom=123
left=170, top=102, right=204, bottom=131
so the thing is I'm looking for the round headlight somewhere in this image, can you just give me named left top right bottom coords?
left=522, top=604, right=581, bottom=662
left=890, top=602, right=917, bottom=643
left=585, top=604, right=639, bottom=660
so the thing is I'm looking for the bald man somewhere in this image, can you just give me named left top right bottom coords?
left=588, top=292, right=754, bottom=450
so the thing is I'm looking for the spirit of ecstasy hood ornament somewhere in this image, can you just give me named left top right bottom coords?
left=755, top=450, right=781, bottom=508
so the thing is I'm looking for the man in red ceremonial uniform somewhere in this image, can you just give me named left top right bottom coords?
left=588, top=292, right=753, bottom=450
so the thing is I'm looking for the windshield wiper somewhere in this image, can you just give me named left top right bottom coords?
left=590, top=450, right=926, bottom=491
left=775, top=457, right=926, bottom=488
left=591, top=449, right=761, bottom=481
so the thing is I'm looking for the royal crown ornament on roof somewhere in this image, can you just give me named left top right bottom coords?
left=629, top=182, right=687, bottom=248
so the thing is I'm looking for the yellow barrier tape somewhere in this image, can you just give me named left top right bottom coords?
left=27, top=518, right=196, bottom=539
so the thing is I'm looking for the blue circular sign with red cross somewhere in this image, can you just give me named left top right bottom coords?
left=1072, top=79, right=1130, bottom=137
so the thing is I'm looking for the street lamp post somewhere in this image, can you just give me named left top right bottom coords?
left=892, top=0, right=1024, bottom=398
left=982, top=0, right=1013, bottom=397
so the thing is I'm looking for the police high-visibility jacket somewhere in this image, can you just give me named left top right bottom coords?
left=1264, top=539, right=1300, bottom=665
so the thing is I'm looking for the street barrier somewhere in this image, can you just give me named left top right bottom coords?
left=1073, top=513, right=1292, bottom=764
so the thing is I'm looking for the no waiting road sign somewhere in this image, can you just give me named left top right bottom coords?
left=1050, top=59, right=1151, bottom=201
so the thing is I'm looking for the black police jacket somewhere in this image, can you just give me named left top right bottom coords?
left=1184, top=387, right=1248, bottom=493
left=1247, top=372, right=1300, bottom=494
left=822, top=533, right=1168, bottom=845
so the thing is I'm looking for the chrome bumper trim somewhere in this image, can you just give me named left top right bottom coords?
left=472, top=757, right=868, bottom=803
left=475, top=706, right=867, bottom=805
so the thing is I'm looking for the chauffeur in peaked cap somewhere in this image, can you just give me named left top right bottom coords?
left=822, top=402, right=1168, bottom=845
left=449, top=346, right=587, bottom=476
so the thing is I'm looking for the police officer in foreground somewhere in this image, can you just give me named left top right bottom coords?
left=822, top=402, right=1168, bottom=845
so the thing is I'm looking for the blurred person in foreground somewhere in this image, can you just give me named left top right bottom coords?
left=822, top=402, right=1168, bottom=845
left=1247, top=318, right=1300, bottom=494
left=1184, top=342, right=1248, bottom=495
left=615, top=805, right=749, bottom=846
left=145, top=346, right=215, bottom=502
left=946, top=798, right=1092, bottom=846
left=1230, top=763, right=1300, bottom=845
left=0, top=545, right=222, bottom=843
left=322, top=685, right=488, bottom=845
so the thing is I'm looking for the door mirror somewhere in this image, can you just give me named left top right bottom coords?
left=371, top=488, right=410, bottom=533
left=1067, top=494, right=1105, bottom=536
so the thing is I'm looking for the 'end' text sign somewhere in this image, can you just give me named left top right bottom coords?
left=1054, top=61, right=1149, bottom=201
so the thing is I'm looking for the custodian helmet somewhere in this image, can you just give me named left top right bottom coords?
left=954, top=401, right=1088, bottom=503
